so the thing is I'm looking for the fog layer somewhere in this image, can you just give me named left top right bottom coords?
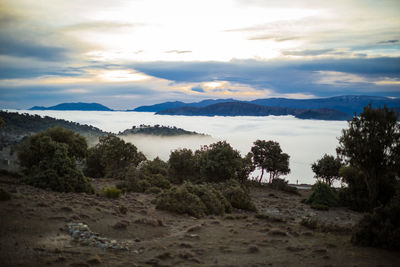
left=15, top=110, right=347, bottom=184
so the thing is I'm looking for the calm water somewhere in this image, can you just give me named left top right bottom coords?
left=9, top=110, right=347, bottom=184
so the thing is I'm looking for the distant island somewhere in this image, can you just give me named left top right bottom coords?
left=156, top=102, right=352, bottom=120
left=118, top=125, right=207, bottom=136
left=30, top=102, right=113, bottom=111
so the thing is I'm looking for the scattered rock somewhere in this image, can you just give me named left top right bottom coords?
left=157, top=252, right=172, bottom=260
left=134, top=218, right=163, bottom=227
left=248, top=245, right=260, bottom=253
left=268, top=229, right=287, bottom=236
left=180, top=242, right=193, bottom=248
left=187, top=225, right=202, bottom=232
left=313, top=249, right=328, bottom=254
left=61, top=206, right=73, bottom=212
left=113, top=220, right=130, bottom=229
left=87, top=254, right=103, bottom=264
left=286, top=246, right=304, bottom=252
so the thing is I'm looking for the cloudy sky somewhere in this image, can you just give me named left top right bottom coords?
left=1, top=0, right=399, bottom=109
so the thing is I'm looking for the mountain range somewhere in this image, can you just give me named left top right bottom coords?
left=28, top=95, right=400, bottom=121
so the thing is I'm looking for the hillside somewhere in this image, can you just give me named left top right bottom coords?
left=0, top=111, right=108, bottom=149
left=156, top=102, right=351, bottom=120
left=1, top=175, right=399, bottom=266
left=30, top=102, right=113, bottom=111
left=119, top=124, right=206, bottom=136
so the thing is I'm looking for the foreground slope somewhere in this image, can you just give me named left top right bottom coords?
left=1, top=175, right=399, bottom=266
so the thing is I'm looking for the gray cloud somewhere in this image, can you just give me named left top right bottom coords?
left=165, top=50, right=192, bottom=54
left=64, top=21, right=144, bottom=31
left=282, top=49, right=335, bottom=56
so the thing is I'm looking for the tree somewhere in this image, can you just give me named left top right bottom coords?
left=18, top=126, right=88, bottom=171
left=337, top=105, right=400, bottom=209
left=311, top=154, right=343, bottom=186
left=85, top=135, right=146, bottom=178
left=17, top=128, right=93, bottom=193
left=197, top=141, right=243, bottom=182
left=251, top=140, right=290, bottom=184
left=168, top=148, right=198, bottom=184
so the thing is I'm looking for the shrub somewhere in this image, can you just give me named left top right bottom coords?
left=351, top=187, right=400, bottom=249
left=156, top=185, right=207, bottom=218
left=101, top=187, right=122, bottom=199
left=306, top=181, right=338, bottom=207
left=17, top=128, right=93, bottom=193
left=223, top=185, right=257, bottom=212
left=118, top=205, right=128, bottom=214
left=214, top=179, right=257, bottom=212
left=185, top=183, right=232, bottom=215
left=123, top=161, right=171, bottom=193
left=269, top=178, right=299, bottom=195
left=0, top=188, right=11, bottom=201
left=145, top=187, right=163, bottom=194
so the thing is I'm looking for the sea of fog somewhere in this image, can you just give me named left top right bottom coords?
left=9, top=110, right=347, bottom=185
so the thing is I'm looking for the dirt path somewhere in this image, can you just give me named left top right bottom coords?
left=1, top=176, right=399, bottom=266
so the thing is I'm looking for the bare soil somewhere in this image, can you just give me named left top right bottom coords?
left=1, top=175, right=399, bottom=267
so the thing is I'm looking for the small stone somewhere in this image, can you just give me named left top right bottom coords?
left=248, top=245, right=259, bottom=253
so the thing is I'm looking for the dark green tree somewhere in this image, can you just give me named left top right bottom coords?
left=168, top=148, right=197, bottom=184
left=17, top=128, right=93, bottom=193
left=85, top=135, right=146, bottom=178
left=197, top=141, right=243, bottom=182
left=251, top=140, right=290, bottom=184
left=311, top=154, right=343, bottom=186
left=337, top=105, right=400, bottom=209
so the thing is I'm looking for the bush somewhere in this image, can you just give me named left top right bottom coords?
left=0, top=188, right=11, bottom=201
left=306, top=181, right=338, bottom=207
left=185, top=183, right=232, bottom=215
left=20, top=134, right=93, bottom=193
left=101, top=187, right=122, bottom=198
left=269, top=178, right=299, bottom=195
left=156, top=185, right=207, bottom=218
left=213, top=179, right=257, bottom=212
left=145, top=187, right=163, bottom=194
left=351, top=187, right=400, bottom=249
left=122, top=161, right=171, bottom=193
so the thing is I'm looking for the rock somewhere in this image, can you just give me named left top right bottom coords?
left=248, top=245, right=260, bottom=253
left=87, top=254, right=103, bottom=264
left=187, top=225, right=201, bottom=232
left=268, top=229, right=287, bottom=236
left=157, top=252, right=172, bottom=260
left=286, top=246, right=304, bottom=252
left=113, top=220, right=129, bottom=229
left=179, top=242, right=193, bottom=248
left=134, top=218, right=163, bottom=227
left=61, top=206, right=73, bottom=212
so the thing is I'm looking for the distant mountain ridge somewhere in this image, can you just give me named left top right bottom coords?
left=156, top=102, right=352, bottom=121
left=135, top=95, right=400, bottom=116
left=30, top=102, right=113, bottom=111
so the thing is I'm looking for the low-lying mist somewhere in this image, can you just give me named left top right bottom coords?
left=119, top=134, right=215, bottom=160
left=16, top=110, right=348, bottom=184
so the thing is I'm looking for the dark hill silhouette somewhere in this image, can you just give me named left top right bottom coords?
left=156, top=102, right=351, bottom=120
left=30, top=102, right=112, bottom=111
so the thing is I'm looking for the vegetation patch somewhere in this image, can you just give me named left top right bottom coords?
left=305, top=181, right=338, bottom=207
left=0, top=187, right=11, bottom=201
left=255, top=213, right=286, bottom=223
left=351, top=189, right=400, bottom=250
left=300, top=217, right=351, bottom=233
left=101, top=187, right=122, bottom=199
left=269, top=178, right=299, bottom=195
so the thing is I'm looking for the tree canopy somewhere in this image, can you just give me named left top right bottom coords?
left=311, top=154, right=343, bottom=186
left=337, top=104, right=400, bottom=209
left=251, top=140, right=290, bottom=183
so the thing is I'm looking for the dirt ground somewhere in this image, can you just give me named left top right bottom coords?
left=1, top=174, right=399, bottom=267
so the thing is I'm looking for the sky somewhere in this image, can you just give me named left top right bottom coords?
left=0, top=0, right=400, bottom=109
